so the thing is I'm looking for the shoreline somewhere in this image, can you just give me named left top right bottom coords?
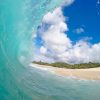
left=30, top=63, right=100, bottom=80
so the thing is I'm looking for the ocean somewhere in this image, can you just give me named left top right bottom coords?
left=0, top=0, right=100, bottom=100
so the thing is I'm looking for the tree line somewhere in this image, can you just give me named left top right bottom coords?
left=33, top=61, right=100, bottom=69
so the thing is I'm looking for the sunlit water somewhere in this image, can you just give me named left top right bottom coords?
left=0, top=0, right=100, bottom=100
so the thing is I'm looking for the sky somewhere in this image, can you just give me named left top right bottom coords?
left=33, top=0, right=100, bottom=64
left=63, top=0, right=100, bottom=44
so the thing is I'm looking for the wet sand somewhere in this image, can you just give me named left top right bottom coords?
left=30, top=64, right=100, bottom=80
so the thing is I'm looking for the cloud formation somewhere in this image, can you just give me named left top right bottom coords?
left=74, top=27, right=84, bottom=34
left=62, top=0, right=74, bottom=7
left=34, top=2, right=100, bottom=64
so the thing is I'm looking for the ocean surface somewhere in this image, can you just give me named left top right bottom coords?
left=0, top=0, right=100, bottom=100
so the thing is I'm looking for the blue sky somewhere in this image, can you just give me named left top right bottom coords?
left=63, top=0, right=100, bottom=44
left=34, top=0, right=100, bottom=64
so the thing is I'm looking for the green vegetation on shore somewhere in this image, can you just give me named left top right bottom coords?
left=32, top=61, right=100, bottom=69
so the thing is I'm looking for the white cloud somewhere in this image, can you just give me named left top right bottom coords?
left=41, top=7, right=72, bottom=55
left=74, top=27, right=84, bottom=34
left=62, top=0, right=74, bottom=7
left=40, top=46, right=47, bottom=54
left=34, top=1, right=100, bottom=64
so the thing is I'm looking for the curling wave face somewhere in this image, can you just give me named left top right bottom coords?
left=0, top=0, right=63, bottom=99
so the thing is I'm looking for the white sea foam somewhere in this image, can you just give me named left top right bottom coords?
left=29, top=63, right=49, bottom=71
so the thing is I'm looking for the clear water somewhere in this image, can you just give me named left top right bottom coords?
left=0, top=0, right=100, bottom=100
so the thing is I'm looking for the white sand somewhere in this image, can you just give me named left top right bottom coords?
left=30, top=63, right=100, bottom=80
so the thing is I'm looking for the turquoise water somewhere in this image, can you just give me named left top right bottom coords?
left=0, top=0, right=100, bottom=100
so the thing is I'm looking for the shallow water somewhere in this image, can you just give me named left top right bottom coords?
left=0, top=0, right=100, bottom=100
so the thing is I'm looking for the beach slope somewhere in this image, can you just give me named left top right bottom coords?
left=30, top=63, right=100, bottom=80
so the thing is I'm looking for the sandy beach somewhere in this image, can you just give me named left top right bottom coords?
left=30, top=63, right=100, bottom=80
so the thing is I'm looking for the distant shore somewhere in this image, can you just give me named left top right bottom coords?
left=30, top=63, right=100, bottom=80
